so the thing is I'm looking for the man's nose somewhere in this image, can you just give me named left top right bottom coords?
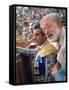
left=45, top=29, right=50, bottom=35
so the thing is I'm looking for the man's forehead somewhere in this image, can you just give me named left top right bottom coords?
left=45, top=17, right=53, bottom=23
left=41, top=17, right=52, bottom=26
left=33, top=29, right=41, bottom=33
left=41, top=20, right=46, bottom=28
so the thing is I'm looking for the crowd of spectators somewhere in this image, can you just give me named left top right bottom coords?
left=16, top=6, right=66, bottom=42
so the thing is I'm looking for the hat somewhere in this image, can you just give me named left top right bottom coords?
left=33, top=22, right=41, bottom=29
left=33, top=22, right=45, bottom=35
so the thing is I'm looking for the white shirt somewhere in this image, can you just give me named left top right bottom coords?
left=57, top=27, right=66, bottom=69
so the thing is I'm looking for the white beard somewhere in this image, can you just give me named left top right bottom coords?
left=47, top=29, right=60, bottom=42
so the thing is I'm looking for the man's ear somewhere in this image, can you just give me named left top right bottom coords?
left=56, top=20, right=61, bottom=26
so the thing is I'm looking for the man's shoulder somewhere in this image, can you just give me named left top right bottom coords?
left=40, top=41, right=58, bottom=57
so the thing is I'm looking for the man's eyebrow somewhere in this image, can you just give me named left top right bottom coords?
left=34, top=32, right=41, bottom=35
left=46, top=23, right=52, bottom=27
left=35, top=32, right=41, bottom=34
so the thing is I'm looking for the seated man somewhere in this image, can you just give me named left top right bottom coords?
left=33, top=22, right=58, bottom=82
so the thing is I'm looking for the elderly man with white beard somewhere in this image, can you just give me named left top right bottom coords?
left=40, top=13, right=66, bottom=81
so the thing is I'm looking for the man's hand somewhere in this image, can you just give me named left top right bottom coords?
left=51, top=65, right=58, bottom=76
left=51, top=62, right=61, bottom=76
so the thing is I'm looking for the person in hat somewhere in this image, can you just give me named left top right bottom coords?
left=33, top=22, right=46, bottom=80
left=33, top=22, right=58, bottom=81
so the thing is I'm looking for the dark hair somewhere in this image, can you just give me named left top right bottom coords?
left=33, top=22, right=45, bottom=35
